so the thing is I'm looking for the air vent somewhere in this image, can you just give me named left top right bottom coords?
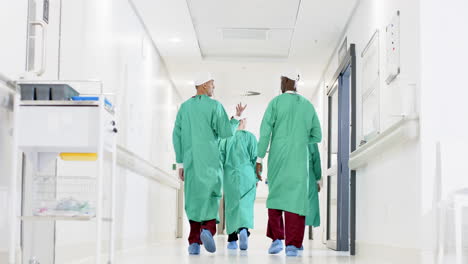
left=222, top=28, right=269, bottom=41
left=241, top=91, right=261, bottom=96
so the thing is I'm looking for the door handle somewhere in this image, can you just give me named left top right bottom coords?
left=28, top=20, right=47, bottom=76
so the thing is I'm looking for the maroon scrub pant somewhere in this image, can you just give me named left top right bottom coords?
left=188, top=219, right=217, bottom=244
left=267, top=209, right=305, bottom=248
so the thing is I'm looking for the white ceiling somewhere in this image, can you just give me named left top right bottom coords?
left=186, top=0, right=302, bottom=59
left=131, top=0, right=358, bottom=116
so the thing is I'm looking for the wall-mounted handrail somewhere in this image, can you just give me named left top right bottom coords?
left=0, top=72, right=17, bottom=92
left=349, top=115, right=419, bottom=169
left=117, top=145, right=181, bottom=189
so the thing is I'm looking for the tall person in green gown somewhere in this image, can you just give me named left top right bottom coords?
left=256, top=71, right=322, bottom=257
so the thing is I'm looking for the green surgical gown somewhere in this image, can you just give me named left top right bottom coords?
left=172, top=95, right=233, bottom=222
left=220, top=128, right=258, bottom=234
left=258, top=92, right=322, bottom=216
left=306, top=143, right=321, bottom=227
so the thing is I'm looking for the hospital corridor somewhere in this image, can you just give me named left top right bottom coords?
left=1, top=0, right=468, bottom=263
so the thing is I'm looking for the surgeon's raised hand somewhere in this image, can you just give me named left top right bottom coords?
left=236, top=103, right=247, bottom=117
left=178, top=168, right=185, bottom=181
left=256, top=162, right=263, bottom=181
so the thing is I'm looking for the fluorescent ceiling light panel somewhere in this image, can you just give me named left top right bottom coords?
left=222, top=28, right=269, bottom=41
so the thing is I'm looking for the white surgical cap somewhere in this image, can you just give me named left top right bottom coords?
left=194, top=72, right=214, bottom=86
left=281, top=70, right=301, bottom=82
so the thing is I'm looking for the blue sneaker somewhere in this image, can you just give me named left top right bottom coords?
left=239, top=229, right=248, bottom=250
left=188, top=243, right=200, bottom=255
left=285, top=245, right=299, bottom=257
left=200, top=229, right=216, bottom=253
left=227, top=241, right=238, bottom=250
left=268, top=239, right=283, bottom=254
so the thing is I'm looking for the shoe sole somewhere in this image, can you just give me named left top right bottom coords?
left=269, top=249, right=282, bottom=254
left=268, top=247, right=283, bottom=254
left=200, top=231, right=216, bottom=253
left=239, top=231, right=248, bottom=250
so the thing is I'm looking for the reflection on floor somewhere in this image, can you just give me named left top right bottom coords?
left=108, top=235, right=360, bottom=264
left=67, top=234, right=445, bottom=264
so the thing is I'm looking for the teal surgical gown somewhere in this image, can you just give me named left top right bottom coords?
left=258, top=92, right=322, bottom=216
left=306, top=143, right=321, bottom=227
left=172, top=95, right=233, bottom=222
left=220, top=128, right=258, bottom=234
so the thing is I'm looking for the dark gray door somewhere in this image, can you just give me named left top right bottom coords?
left=326, top=64, right=352, bottom=252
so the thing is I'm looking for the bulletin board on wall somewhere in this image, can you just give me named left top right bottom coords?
left=360, top=30, right=380, bottom=144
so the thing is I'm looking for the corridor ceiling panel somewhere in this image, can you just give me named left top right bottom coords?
left=186, top=0, right=302, bottom=59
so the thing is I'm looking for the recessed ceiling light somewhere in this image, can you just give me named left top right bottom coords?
left=222, top=28, right=269, bottom=41
left=169, top=37, right=182, bottom=43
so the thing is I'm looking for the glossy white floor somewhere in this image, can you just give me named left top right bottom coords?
left=61, top=234, right=437, bottom=264
left=63, top=233, right=458, bottom=264
left=110, top=236, right=355, bottom=264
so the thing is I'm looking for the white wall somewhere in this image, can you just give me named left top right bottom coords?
left=57, top=0, right=182, bottom=260
left=315, top=0, right=423, bottom=258
left=316, top=0, right=468, bottom=260
left=0, top=0, right=182, bottom=262
left=0, top=0, right=29, bottom=258
left=59, top=0, right=180, bottom=173
left=419, top=0, right=468, bottom=255
left=0, top=86, right=16, bottom=260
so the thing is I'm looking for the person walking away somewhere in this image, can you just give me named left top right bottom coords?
left=173, top=72, right=235, bottom=255
left=220, top=116, right=260, bottom=251
left=256, top=71, right=322, bottom=257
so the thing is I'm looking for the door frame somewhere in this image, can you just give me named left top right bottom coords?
left=325, top=44, right=357, bottom=254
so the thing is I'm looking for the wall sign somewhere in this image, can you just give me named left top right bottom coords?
left=43, top=0, right=49, bottom=24
left=385, top=10, right=400, bottom=84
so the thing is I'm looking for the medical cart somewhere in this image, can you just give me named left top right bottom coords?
left=8, top=80, right=117, bottom=264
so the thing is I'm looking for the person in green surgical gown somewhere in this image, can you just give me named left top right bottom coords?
left=172, top=72, right=245, bottom=255
left=255, top=71, right=322, bottom=256
left=220, top=117, right=260, bottom=251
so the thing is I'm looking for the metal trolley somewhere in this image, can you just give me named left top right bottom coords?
left=8, top=80, right=117, bottom=264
